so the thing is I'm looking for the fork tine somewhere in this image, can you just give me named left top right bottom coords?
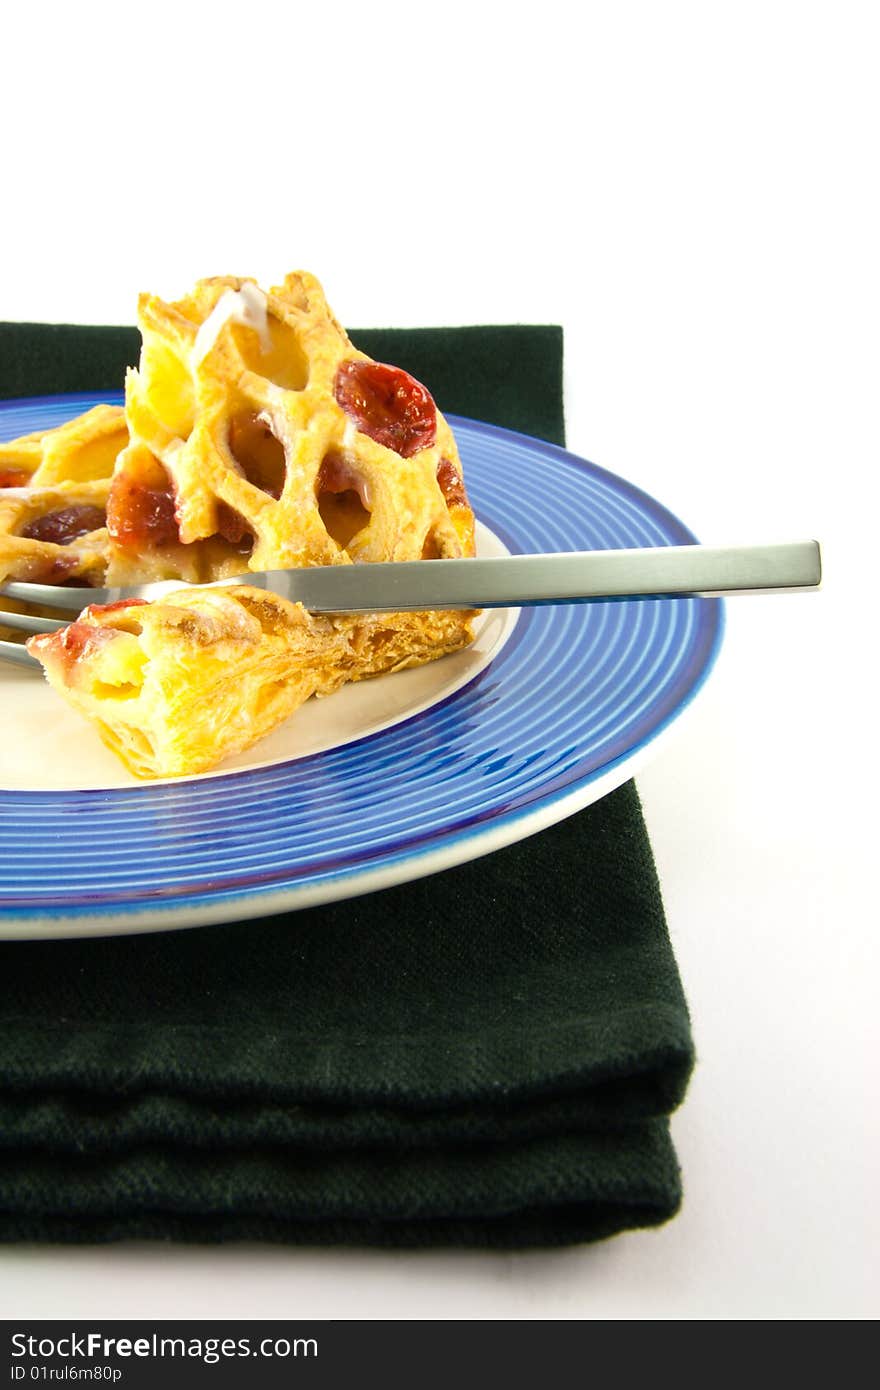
left=0, top=580, right=103, bottom=612
left=0, top=639, right=40, bottom=668
left=0, top=576, right=241, bottom=609
left=0, top=608, right=68, bottom=634
left=0, top=576, right=227, bottom=609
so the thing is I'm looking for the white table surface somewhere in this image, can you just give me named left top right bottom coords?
left=1, top=0, right=876, bottom=1320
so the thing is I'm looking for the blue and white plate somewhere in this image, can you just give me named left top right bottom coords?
left=0, top=394, right=723, bottom=938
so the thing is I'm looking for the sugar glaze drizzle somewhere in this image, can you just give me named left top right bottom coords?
left=191, top=283, right=272, bottom=368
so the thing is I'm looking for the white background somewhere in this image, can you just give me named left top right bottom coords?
left=1, top=0, right=877, bottom=1320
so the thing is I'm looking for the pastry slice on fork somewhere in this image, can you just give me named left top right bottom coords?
left=25, top=585, right=473, bottom=779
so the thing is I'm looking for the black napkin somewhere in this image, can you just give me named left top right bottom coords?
left=0, top=318, right=694, bottom=1247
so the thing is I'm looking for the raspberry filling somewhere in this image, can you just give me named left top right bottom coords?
left=0, top=469, right=31, bottom=488
left=107, top=472, right=179, bottom=549
left=436, top=456, right=468, bottom=509
left=21, top=505, right=106, bottom=545
left=32, top=621, right=120, bottom=676
left=215, top=502, right=255, bottom=552
left=334, top=360, right=437, bottom=458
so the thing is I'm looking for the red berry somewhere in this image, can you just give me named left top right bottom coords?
left=21, top=505, right=106, bottom=545
left=334, top=360, right=436, bottom=458
left=436, top=456, right=468, bottom=509
left=107, top=473, right=179, bottom=548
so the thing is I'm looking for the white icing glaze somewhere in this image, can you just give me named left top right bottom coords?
left=342, top=419, right=359, bottom=451
left=319, top=451, right=372, bottom=509
left=256, top=408, right=286, bottom=456
left=191, top=283, right=272, bottom=369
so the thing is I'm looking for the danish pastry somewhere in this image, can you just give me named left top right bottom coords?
left=0, top=405, right=126, bottom=585
left=4, top=272, right=478, bottom=777
left=28, top=586, right=473, bottom=779
left=105, top=272, right=475, bottom=582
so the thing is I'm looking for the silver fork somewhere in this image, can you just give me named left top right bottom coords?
left=0, top=539, right=822, bottom=669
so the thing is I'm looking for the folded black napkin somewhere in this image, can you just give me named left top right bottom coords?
left=0, top=318, right=694, bottom=1247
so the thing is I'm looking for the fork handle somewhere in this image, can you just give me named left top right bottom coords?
left=0, top=541, right=823, bottom=614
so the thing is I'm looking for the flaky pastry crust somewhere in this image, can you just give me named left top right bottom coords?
left=28, top=587, right=473, bottom=779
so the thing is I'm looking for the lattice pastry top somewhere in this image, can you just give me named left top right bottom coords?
left=107, top=271, right=476, bottom=583
left=0, top=272, right=476, bottom=589
left=0, top=406, right=125, bottom=584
